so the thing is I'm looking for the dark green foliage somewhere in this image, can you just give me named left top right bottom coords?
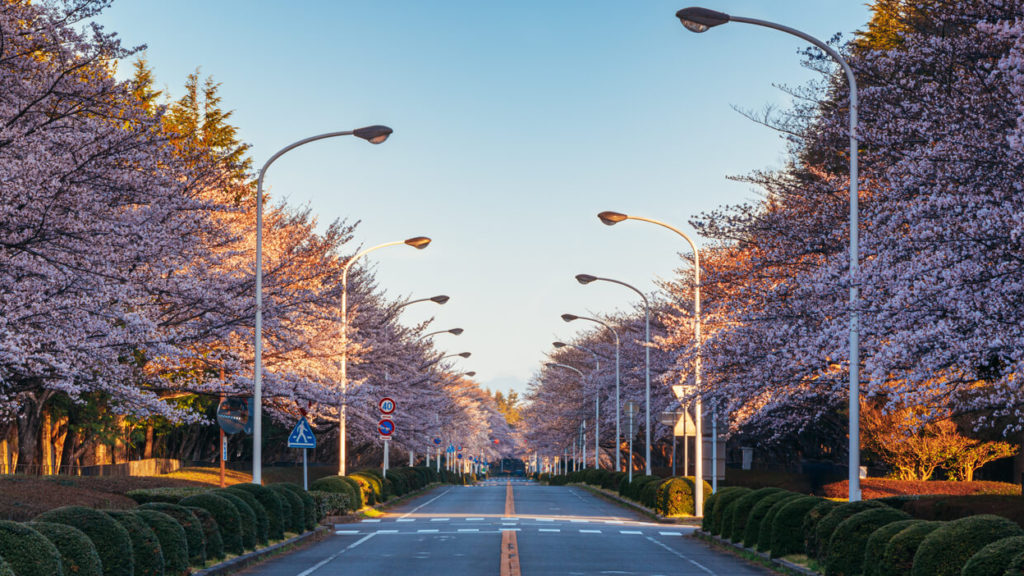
left=179, top=493, right=242, bottom=555
left=276, top=483, right=317, bottom=530
left=0, top=520, right=62, bottom=576
left=27, top=521, right=103, bottom=576
left=222, top=487, right=269, bottom=545
left=729, top=487, right=784, bottom=542
left=134, top=510, right=190, bottom=576
left=702, top=487, right=742, bottom=532
left=823, top=506, right=911, bottom=576
left=911, top=515, right=1024, bottom=576
left=210, top=490, right=256, bottom=550
left=1006, top=551, right=1024, bottom=576
left=107, top=510, right=165, bottom=576
left=222, top=484, right=284, bottom=541
left=877, top=521, right=941, bottom=576
left=742, top=490, right=799, bottom=548
left=756, top=493, right=804, bottom=552
left=127, top=487, right=206, bottom=505
left=268, top=484, right=304, bottom=533
left=35, top=506, right=134, bottom=576
left=310, top=476, right=359, bottom=511
left=811, top=500, right=885, bottom=561
left=960, top=536, right=1024, bottom=576
left=349, top=473, right=383, bottom=504
left=861, top=519, right=922, bottom=576
left=620, top=475, right=661, bottom=501
left=710, top=487, right=752, bottom=536
left=654, top=477, right=712, bottom=517
left=138, top=503, right=206, bottom=567
left=639, top=478, right=662, bottom=508
left=0, top=556, right=13, bottom=576
left=309, top=490, right=350, bottom=520
left=771, top=497, right=830, bottom=558
left=186, top=506, right=224, bottom=561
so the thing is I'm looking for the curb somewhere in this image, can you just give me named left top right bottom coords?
left=193, top=526, right=330, bottom=576
left=694, top=530, right=820, bottom=576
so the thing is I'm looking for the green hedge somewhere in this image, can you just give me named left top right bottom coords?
left=310, top=476, right=359, bottom=511
left=225, top=484, right=284, bottom=540
left=743, top=490, right=798, bottom=548
left=771, top=496, right=827, bottom=558
left=0, top=520, right=62, bottom=576
left=911, top=514, right=1024, bottom=576
left=106, top=510, right=165, bottom=576
left=710, top=487, right=752, bottom=536
left=126, top=487, right=207, bottom=504
left=138, top=503, right=206, bottom=567
left=728, top=487, right=784, bottom=542
left=349, top=473, right=383, bottom=504
left=310, top=490, right=350, bottom=519
left=268, top=484, right=304, bottom=533
left=877, top=521, right=941, bottom=576
left=276, top=483, right=317, bottom=530
left=654, top=477, right=712, bottom=517
left=210, top=490, right=257, bottom=550
left=185, top=506, right=224, bottom=561
left=180, top=493, right=243, bottom=555
left=810, top=500, right=886, bottom=561
left=35, top=506, right=134, bottom=576
left=0, top=556, right=13, bottom=576
left=861, top=519, right=922, bottom=576
left=823, top=506, right=910, bottom=576
left=222, top=487, right=269, bottom=545
left=756, top=493, right=804, bottom=552
left=26, top=521, right=102, bottom=576
left=702, top=487, right=741, bottom=532
left=620, top=474, right=661, bottom=501
left=1006, top=551, right=1024, bottom=576
left=961, top=536, right=1024, bottom=576
left=135, top=510, right=190, bottom=576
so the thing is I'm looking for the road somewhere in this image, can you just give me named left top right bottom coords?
left=242, top=478, right=771, bottom=576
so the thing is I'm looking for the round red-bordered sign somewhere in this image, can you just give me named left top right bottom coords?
left=378, top=418, right=395, bottom=437
left=379, top=397, right=396, bottom=414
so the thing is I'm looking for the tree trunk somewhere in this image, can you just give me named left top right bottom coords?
left=17, top=391, right=53, bottom=474
left=52, top=414, right=69, bottom=474
left=144, top=424, right=154, bottom=459
left=7, top=426, right=18, bottom=473
left=41, top=407, right=52, bottom=475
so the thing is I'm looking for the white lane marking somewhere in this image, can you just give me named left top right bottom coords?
left=334, top=530, right=360, bottom=535
left=538, top=528, right=560, bottom=533
left=620, top=530, right=643, bottom=535
left=570, top=519, right=586, bottom=523
left=396, top=519, right=415, bottom=523
left=296, top=532, right=377, bottom=576
left=580, top=529, right=601, bottom=534
left=458, top=529, right=479, bottom=533
left=659, top=531, right=683, bottom=536
left=417, top=529, right=439, bottom=533
left=397, top=487, right=453, bottom=519
left=501, top=517, right=517, bottom=522
left=604, top=520, right=625, bottom=524
left=645, top=536, right=715, bottom=575
left=500, top=528, right=520, bottom=532
left=537, top=518, right=555, bottom=522
left=466, top=517, right=484, bottom=521
left=360, top=519, right=380, bottom=523
left=377, top=529, right=398, bottom=534
left=430, top=518, right=450, bottom=522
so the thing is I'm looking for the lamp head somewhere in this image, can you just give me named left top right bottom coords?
left=575, top=274, right=598, bottom=285
left=457, top=352, right=471, bottom=358
left=352, top=125, right=393, bottom=144
left=405, top=236, right=432, bottom=249
left=464, top=371, right=476, bottom=377
left=561, top=313, right=578, bottom=323
left=430, top=295, right=450, bottom=304
left=552, top=341, right=567, bottom=348
left=450, top=328, right=464, bottom=335
left=675, top=7, right=730, bottom=33
left=598, top=211, right=628, bottom=226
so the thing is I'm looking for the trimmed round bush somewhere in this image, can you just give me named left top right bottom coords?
left=729, top=487, right=784, bottom=542
left=310, top=475, right=359, bottom=512
left=228, top=484, right=285, bottom=540
left=823, top=506, right=911, bottom=576
left=878, top=521, right=942, bottom=576
left=702, top=487, right=742, bottom=532
left=0, top=520, right=62, bottom=576
left=811, top=500, right=886, bottom=561
left=27, top=521, right=103, bottom=576
left=756, top=493, right=804, bottom=552
left=277, top=483, right=317, bottom=530
left=138, top=503, right=206, bottom=567
left=268, top=484, right=304, bottom=533
left=911, top=514, right=1024, bottom=576
left=186, top=506, right=224, bottom=561
left=106, top=510, right=165, bottom=576
left=961, top=536, right=1024, bottom=576
left=134, top=510, right=189, bottom=576
left=711, top=487, right=752, bottom=536
left=743, top=490, right=799, bottom=548
left=222, top=487, right=268, bottom=545
left=211, top=490, right=257, bottom=550
left=0, top=556, right=13, bottom=576
left=180, top=493, right=243, bottom=555
left=350, top=473, right=382, bottom=504
left=655, top=477, right=712, bottom=517
left=768, top=497, right=829, bottom=558
left=861, top=519, right=922, bottom=576
left=1007, top=551, right=1024, bottom=576
left=35, top=506, right=134, bottom=576
left=127, top=487, right=206, bottom=505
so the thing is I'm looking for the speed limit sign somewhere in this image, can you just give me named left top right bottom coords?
left=379, top=397, right=396, bottom=414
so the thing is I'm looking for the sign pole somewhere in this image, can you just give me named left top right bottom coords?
left=383, top=439, right=389, bottom=478
left=303, top=448, right=308, bottom=490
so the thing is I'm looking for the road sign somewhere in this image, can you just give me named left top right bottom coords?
left=457, top=453, right=463, bottom=459
left=457, top=445, right=463, bottom=452
left=287, top=417, right=317, bottom=449
left=433, top=437, right=442, bottom=445
left=379, top=397, right=396, bottom=414
left=217, top=397, right=253, bottom=435
left=378, top=418, right=395, bottom=437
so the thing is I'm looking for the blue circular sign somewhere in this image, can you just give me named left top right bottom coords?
left=457, top=453, right=463, bottom=459
left=378, top=418, right=395, bottom=437
left=433, top=437, right=442, bottom=445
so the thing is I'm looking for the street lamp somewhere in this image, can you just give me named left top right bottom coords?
left=546, top=362, right=587, bottom=470
left=254, top=124, right=392, bottom=484
left=418, top=327, right=465, bottom=340
left=674, top=6, right=861, bottom=502
left=398, top=294, right=450, bottom=310
left=576, top=273, right=652, bottom=475
left=553, top=341, right=602, bottom=469
left=597, top=211, right=705, bottom=513
left=562, top=313, right=622, bottom=472
left=339, top=236, right=431, bottom=476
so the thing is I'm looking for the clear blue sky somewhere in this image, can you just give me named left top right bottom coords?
left=97, top=1, right=871, bottom=396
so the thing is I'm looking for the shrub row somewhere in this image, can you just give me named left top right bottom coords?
left=540, top=469, right=712, bottom=517
left=310, top=467, right=461, bottom=514
left=701, top=484, right=1024, bottom=576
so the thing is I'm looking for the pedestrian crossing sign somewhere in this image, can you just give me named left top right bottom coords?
left=287, top=417, right=316, bottom=449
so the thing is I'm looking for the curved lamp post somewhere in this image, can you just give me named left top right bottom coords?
left=546, top=362, right=587, bottom=470
left=398, top=294, right=450, bottom=310
left=597, top=211, right=705, bottom=513
left=576, top=273, right=652, bottom=475
left=254, top=125, right=392, bottom=484
left=675, top=6, right=861, bottom=502
left=562, top=313, right=622, bottom=472
left=339, top=236, right=431, bottom=476
left=553, top=341, right=603, bottom=468
left=418, top=327, right=465, bottom=340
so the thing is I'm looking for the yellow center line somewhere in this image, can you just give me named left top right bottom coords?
left=500, top=481, right=521, bottom=576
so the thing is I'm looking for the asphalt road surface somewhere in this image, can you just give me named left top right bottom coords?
left=241, top=478, right=771, bottom=576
